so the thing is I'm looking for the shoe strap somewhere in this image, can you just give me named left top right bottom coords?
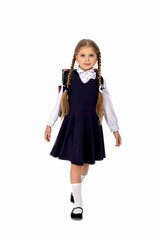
left=73, top=207, right=83, bottom=213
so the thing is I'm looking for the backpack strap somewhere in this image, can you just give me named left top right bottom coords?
left=62, top=69, right=72, bottom=88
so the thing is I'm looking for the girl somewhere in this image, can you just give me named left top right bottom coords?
left=44, top=39, right=122, bottom=220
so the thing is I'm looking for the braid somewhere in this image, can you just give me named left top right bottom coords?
left=98, top=51, right=101, bottom=85
left=60, top=54, right=76, bottom=120
left=96, top=51, right=104, bottom=125
left=67, top=55, right=76, bottom=88
left=60, top=38, right=104, bottom=125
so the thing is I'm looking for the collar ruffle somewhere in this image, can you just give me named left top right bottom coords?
left=76, top=66, right=105, bottom=93
left=76, top=66, right=97, bottom=82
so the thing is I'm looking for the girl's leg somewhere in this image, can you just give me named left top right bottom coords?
left=70, top=163, right=83, bottom=183
left=81, top=163, right=90, bottom=175
left=80, top=163, right=90, bottom=182
left=70, top=163, right=90, bottom=183
left=70, top=163, right=83, bottom=214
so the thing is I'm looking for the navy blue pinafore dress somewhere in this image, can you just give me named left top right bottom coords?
left=50, top=70, right=106, bottom=165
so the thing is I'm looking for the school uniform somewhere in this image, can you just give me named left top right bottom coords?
left=47, top=66, right=120, bottom=165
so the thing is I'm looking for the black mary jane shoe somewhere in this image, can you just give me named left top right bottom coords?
left=70, top=192, right=75, bottom=203
left=71, top=207, right=83, bottom=220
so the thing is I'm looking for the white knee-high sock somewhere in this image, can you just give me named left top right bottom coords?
left=71, top=183, right=83, bottom=214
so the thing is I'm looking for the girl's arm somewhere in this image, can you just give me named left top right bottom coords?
left=102, top=78, right=120, bottom=133
left=46, top=86, right=63, bottom=128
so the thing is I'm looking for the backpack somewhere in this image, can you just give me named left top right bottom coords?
left=58, top=69, right=104, bottom=117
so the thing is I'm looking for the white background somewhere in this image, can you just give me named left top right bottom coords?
left=0, top=0, right=160, bottom=239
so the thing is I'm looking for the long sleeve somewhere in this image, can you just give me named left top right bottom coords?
left=102, top=78, right=120, bottom=132
left=46, top=86, right=63, bottom=128
left=46, top=69, right=120, bottom=132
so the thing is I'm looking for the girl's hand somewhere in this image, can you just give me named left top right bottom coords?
left=44, top=125, right=52, bottom=142
left=113, top=131, right=122, bottom=147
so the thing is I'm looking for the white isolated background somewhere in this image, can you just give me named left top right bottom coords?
left=0, top=0, right=160, bottom=239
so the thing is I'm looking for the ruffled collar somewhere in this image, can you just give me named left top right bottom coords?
left=76, top=66, right=96, bottom=82
left=76, top=65, right=95, bottom=74
left=76, top=65, right=105, bottom=93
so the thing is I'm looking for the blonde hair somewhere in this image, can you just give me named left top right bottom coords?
left=60, top=39, right=104, bottom=125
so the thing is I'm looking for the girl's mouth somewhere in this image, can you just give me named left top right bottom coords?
left=84, top=63, right=91, bottom=65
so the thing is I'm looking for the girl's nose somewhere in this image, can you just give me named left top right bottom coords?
left=85, top=57, right=90, bottom=62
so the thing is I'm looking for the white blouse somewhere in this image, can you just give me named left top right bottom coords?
left=47, top=66, right=120, bottom=133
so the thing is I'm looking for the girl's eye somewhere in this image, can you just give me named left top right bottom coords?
left=80, top=54, right=95, bottom=57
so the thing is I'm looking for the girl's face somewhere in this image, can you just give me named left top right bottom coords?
left=75, top=47, right=98, bottom=71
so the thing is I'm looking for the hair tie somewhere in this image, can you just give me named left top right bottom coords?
left=99, top=84, right=105, bottom=93
left=64, top=86, right=69, bottom=92
left=63, top=86, right=70, bottom=100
